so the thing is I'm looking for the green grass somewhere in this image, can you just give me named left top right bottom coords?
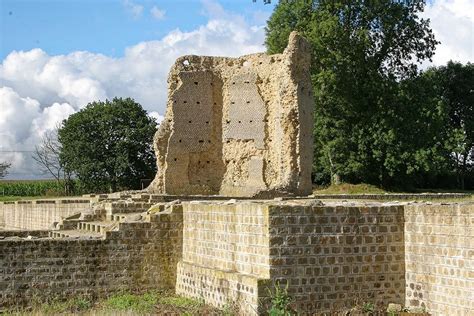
left=100, top=292, right=224, bottom=315
left=158, top=295, right=204, bottom=309
left=313, top=183, right=473, bottom=200
left=103, top=292, right=158, bottom=313
left=39, top=297, right=92, bottom=314
left=313, top=183, right=388, bottom=195
left=3, top=291, right=219, bottom=315
left=4, top=297, right=92, bottom=315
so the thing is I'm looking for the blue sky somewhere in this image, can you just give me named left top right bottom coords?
left=1, top=0, right=276, bottom=60
left=0, top=0, right=472, bottom=178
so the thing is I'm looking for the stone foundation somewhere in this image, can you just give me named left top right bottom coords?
left=176, top=201, right=407, bottom=314
left=1, top=197, right=473, bottom=315
left=405, top=203, right=474, bottom=315
left=0, top=206, right=183, bottom=310
left=0, top=199, right=92, bottom=230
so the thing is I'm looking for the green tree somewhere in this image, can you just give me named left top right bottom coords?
left=424, top=62, right=474, bottom=189
left=265, top=0, right=438, bottom=188
left=0, top=161, right=11, bottom=179
left=58, top=98, right=157, bottom=193
left=391, top=67, right=451, bottom=188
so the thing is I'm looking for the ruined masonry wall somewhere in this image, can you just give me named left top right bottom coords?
left=404, top=204, right=474, bottom=315
left=176, top=202, right=406, bottom=314
left=181, top=203, right=270, bottom=276
left=0, top=210, right=183, bottom=309
left=0, top=206, right=3, bottom=228
left=1, top=200, right=473, bottom=315
left=267, top=204, right=406, bottom=313
left=0, top=200, right=92, bottom=230
left=176, top=202, right=271, bottom=315
left=150, top=32, right=314, bottom=197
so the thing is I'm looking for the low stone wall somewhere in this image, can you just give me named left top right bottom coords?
left=267, top=203, right=406, bottom=313
left=0, top=207, right=3, bottom=228
left=1, top=198, right=473, bottom=315
left=0, top=230, right=50, bottom=238
left=404, top=203, right=474, bottom=315
left=0, top=199, right=91, bottom=230
left=177, top=201, right=473, bottom=315
left=176, top=201, right=406, bottom=314
left=0, top=209, right=183, bottom=310
left=176, top=202, right=271, bottom=314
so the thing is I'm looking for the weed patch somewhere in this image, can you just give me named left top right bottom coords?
left=103, top=292, right=158, bottom=313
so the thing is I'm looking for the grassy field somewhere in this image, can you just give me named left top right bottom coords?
left=2, top=290, right=429, bottom=315
left=313, top=183, right=474, bottom=194
left=3, top=291, right=228, bottom=316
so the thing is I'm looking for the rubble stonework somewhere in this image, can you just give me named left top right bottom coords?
left=148, top=32, right=314, bottom=197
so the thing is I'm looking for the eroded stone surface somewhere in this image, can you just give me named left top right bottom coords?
left=148, top=32, right=314, bottom=197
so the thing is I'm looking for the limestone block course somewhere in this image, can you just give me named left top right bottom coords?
left=0, top=206, right=183, bottom=310
left=404, top=203, right=474, bottom=315
left=0, top=199, right=92, bottom=230
left=1, top=198, right=473, bottom=316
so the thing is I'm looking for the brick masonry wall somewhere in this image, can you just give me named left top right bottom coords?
left=181, top=202, right=271, bottom=277
left=0, top=230, right=50, bottom=238
left=0, top=199, right=92, bottom=230
left=266, top=203, right=406, bottom=313
left=0, top=206, right=3, bottom=228
left=0, top=208, right=183, bottom=310
left=176, top=201, right=406, bottom=315
left=2, top=199, right=473, bottom=315
left=176, top=202, right=270, bottom=314
left=405, top=203, right=474, bottom=315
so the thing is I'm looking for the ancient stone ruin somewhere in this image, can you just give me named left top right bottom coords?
left=148, top=32, right=314, bottom=197
left=1, top=33, right=473, bottom=316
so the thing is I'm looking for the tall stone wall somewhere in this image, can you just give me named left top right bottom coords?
left=0, top=209, right=183, bottom=309
left=0, top=199, right=92, bottom=230
left=404, top=203, right=474, bottom=315
left=149, top=32, right=314, bottom=197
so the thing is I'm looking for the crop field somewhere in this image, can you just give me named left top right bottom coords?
left=0, top=179, right=66, bottom=197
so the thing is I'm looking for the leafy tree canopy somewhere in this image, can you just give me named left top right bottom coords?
left=421, top=62, right=474, bottom=189
left=266, top=0, right=439, bottom=188
left=58, top=98, right=157, bottom=193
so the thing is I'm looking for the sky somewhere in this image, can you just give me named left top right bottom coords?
left=0, top=0, right=473, bottom=179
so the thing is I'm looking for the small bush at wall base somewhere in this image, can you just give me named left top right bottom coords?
left=267, top=282, right=296, bottom=316
left=362, top=302, right=375, bottom=313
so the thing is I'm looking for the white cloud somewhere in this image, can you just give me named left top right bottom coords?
left=149, top=111, right=164, bottom=125
left=422, top=0, right=473, bottom=66
left=150, top=6, right=166, bottom=20
left=123, top=0, right=144, bottom=19
left=0, top=87, right=75, bottom=178
left=0, top=0, right=265, bottom=179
